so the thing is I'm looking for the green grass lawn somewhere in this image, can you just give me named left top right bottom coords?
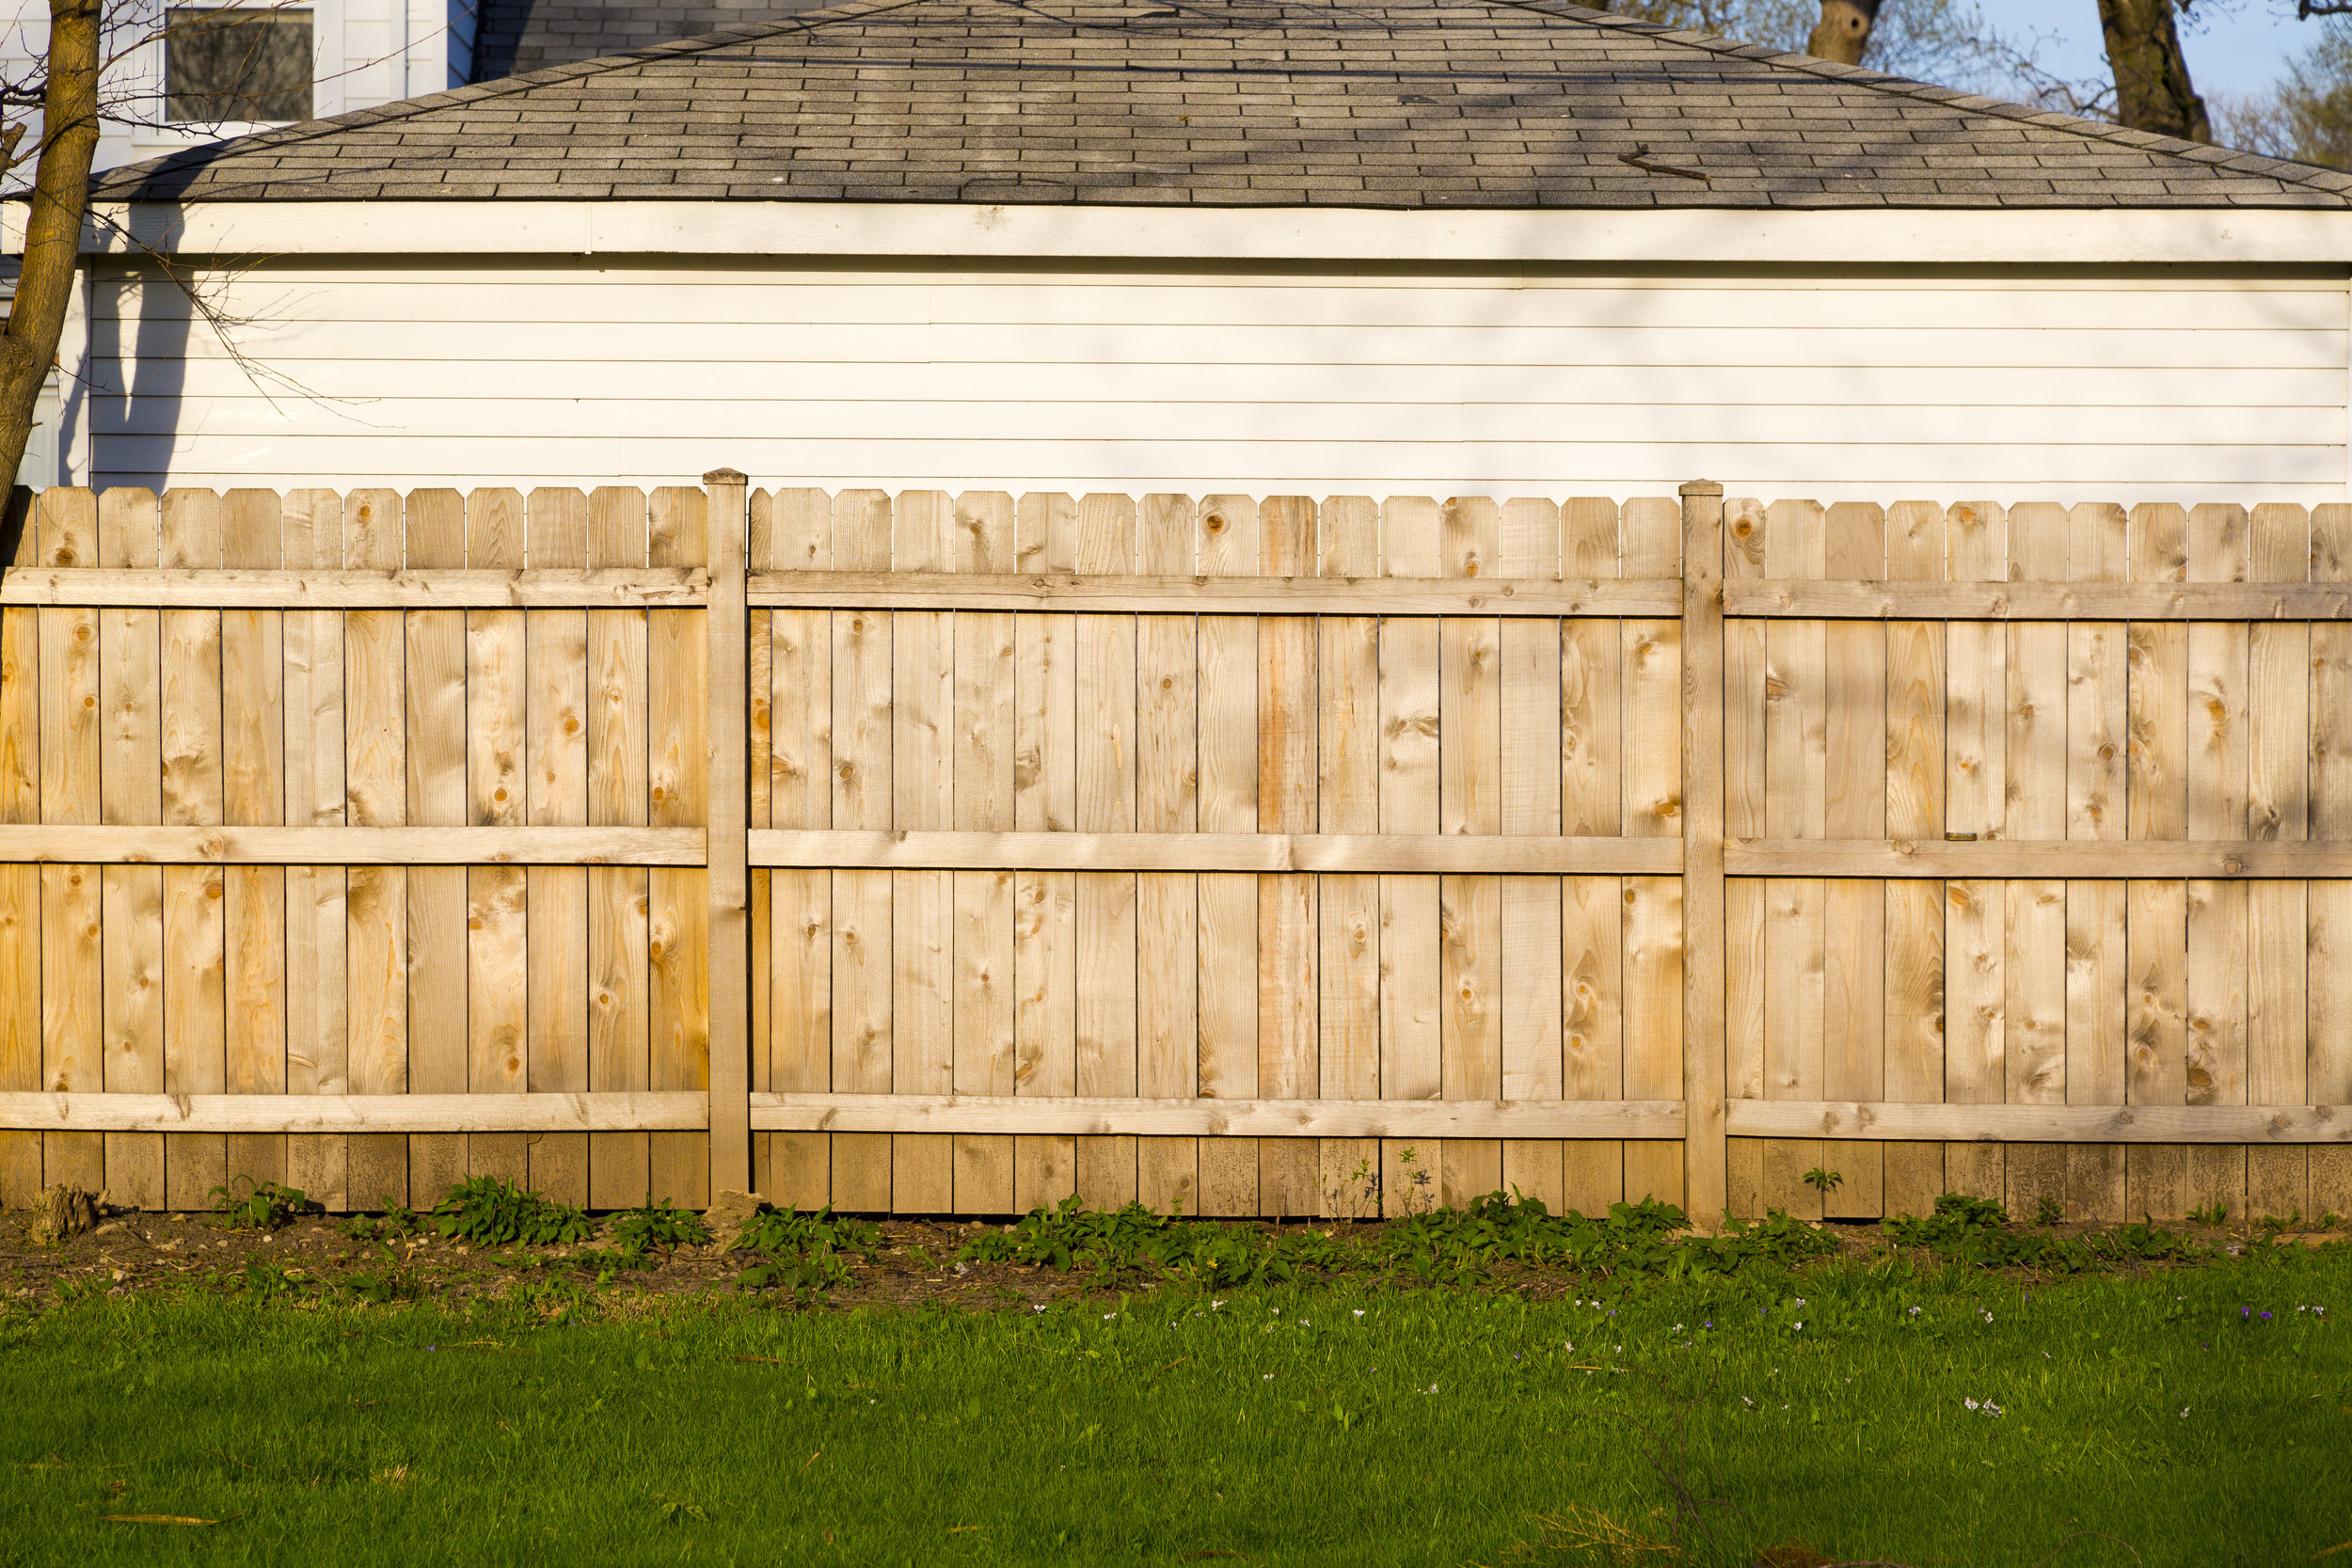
left=3, top=1237, right=2346, bottom=1567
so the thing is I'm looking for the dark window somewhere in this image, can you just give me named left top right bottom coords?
left=166, top=6, right=312, bottom=123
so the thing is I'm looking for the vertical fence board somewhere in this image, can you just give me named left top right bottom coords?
left=523, top=488, right=591, bottom=1208
left=1009, top=493, right=1078, bottom=1212
left=1624, top=495, right=1685, bottom=1210
left=1197, top=494, right=1261, bottom=1215
left=585, top=487, right=652, bottom=1209
left=1259, top=495, right=1319, bottom=1217
left=891, top=492, right=957, bottom=1213
left=950, top=491, right=1018, bottom=1213
left=0, top=531, right=36, bottom=1202
left=1438, top=497, right=1502, bottom=1206
left=832, top=491, right=895, bottom=1211
left=150, top=489, right=226, bottom=1210
left=464, top=490, right=531, bottom=1188
left=402, top=489, right=469, bottom=1207
left=1137, top=494, right=1203, bottom=1215
left=282, top=489, right=348, bottom=1208
left=1820, top=501, right=1886, bottom=1217
left=343, top=491, right=408, bottom=1209
left=1561, top=497, right=1625, bottom=1213
left=1377, top=496, right=1440, bottom=1214
left=763, top=489, right=834, bottom=1209
left=98, top=489, right=165, bottom=1209
left=1498, top=498, right=1565, bottom=1212
left=2310, top=505, right=2352, bottom=1218
left=647, top=487, right=710, bottom=1209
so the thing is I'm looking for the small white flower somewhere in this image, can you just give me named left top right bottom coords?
left=2180, top=1407, right=2190, bottom=1418
left=1270, top=1307, right=1280, bottom=1315
left=1212, top=1300, right=1225, bottom=1310
left=1352, top=1309, right=1365, bottom=1319
left=1965, top=1398, right=1979, bottom=1410
left=1263, top=1373, right=1274, bottom=1381
left=1103, top=1312, right=1116, bottom=1321
left=1033, top=1305, right=1047, bottom=1314
left=1794, top=1323, right=1804, bottom=1331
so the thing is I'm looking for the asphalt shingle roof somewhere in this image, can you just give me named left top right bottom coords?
left=92, top=0, right=2352, bottom=208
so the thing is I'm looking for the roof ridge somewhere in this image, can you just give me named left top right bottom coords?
left=1524, top=0, right=2352, bottom=198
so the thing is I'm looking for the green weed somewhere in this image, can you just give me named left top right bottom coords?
left=608, top=1198, right=711, bottom=1258
left=207, top=1178, right=313, bottom=1232
left=1884, top=1192, right=2205, bottom=1271
left=732, top=1206, right=884, bottom=1299
left=342, top=1200, right=423, bottom=1242
left=427, top=1178, right=596, bottom=1248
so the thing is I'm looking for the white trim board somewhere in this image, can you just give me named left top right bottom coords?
left=24, top=200, right=2352, bottom=264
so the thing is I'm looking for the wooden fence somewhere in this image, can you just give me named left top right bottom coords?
left=0, top=477, right=2346, bottom=1224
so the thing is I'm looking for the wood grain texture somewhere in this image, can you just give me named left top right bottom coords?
left=1011, top=493, right=1080, bottom=1212
left=1377, top=498, right=1442, bottom=1216
left=761, top=489, right=833, bottom=1208
left=745, top=1095, right=1687, bottom=1139
left=0, top=574, right=35, bottom=1202
left=2311, top=503, right=2352, bottom=1218
left=749, top=571, right=1675, bottom=617
left=648, top=487, right=711, bottom=1208
left=950, top=491, right=1018, bottom=1213
left=1677, top=485, right=1725, bottom=1224
left=4, top=567, right=709, bottom=609
left=282, top=488, right=348, bottom=1208
left=1197, top=495, right=1261, bottom=1216
left=404, top=487, right=468, bottom=1207
left=343, top=489, right=408, bottom=1210
left=1620, top=495, right=1685, bottom=1207
left=1719, top=579, right=2352, bottom=621
left=704, top=471, right=752, bottom=1200
left=1257, top=494, right=1319, bottom=1218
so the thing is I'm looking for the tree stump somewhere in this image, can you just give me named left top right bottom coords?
left=35, top=1184, right=98, bottom=1243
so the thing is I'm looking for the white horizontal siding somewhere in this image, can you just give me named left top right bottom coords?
left=84, top=261, right=2352, bottom=505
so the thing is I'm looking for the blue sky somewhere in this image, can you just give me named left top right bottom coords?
left=1966, top=0, right=2316, bottom=100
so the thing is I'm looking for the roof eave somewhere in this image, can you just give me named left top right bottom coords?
left=23, top=198, right=2352, bottom=266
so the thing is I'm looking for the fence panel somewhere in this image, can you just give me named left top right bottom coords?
left=0, top=483, right=707, bottom=1212
left=6, top=478, right=2351, bottom=1224
left=1721, top=497, right=2352, bottom=1224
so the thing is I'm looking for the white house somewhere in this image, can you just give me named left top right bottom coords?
left=0, top=1, right=478, bottom=176
left=24, top=0, right=2352, bottom=504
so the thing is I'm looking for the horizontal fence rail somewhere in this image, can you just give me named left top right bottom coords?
left=2, top=482, right=2350, bottom=1228
left=0, top=567, right=712, bottom=609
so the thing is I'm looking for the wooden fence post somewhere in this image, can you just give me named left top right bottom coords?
left=704, top=468, right=752, bottom=1199
left=1679, top=481, right=1729, bottom=1229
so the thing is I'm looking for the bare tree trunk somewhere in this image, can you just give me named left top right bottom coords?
left=2098, top=0, right=2212, bottom=142
left=1806, top=0, right=1882, bottom=65
left=0, top=0, right=101, bottom=492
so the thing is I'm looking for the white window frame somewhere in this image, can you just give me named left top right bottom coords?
left=119, top=0, right=339, bottom=151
